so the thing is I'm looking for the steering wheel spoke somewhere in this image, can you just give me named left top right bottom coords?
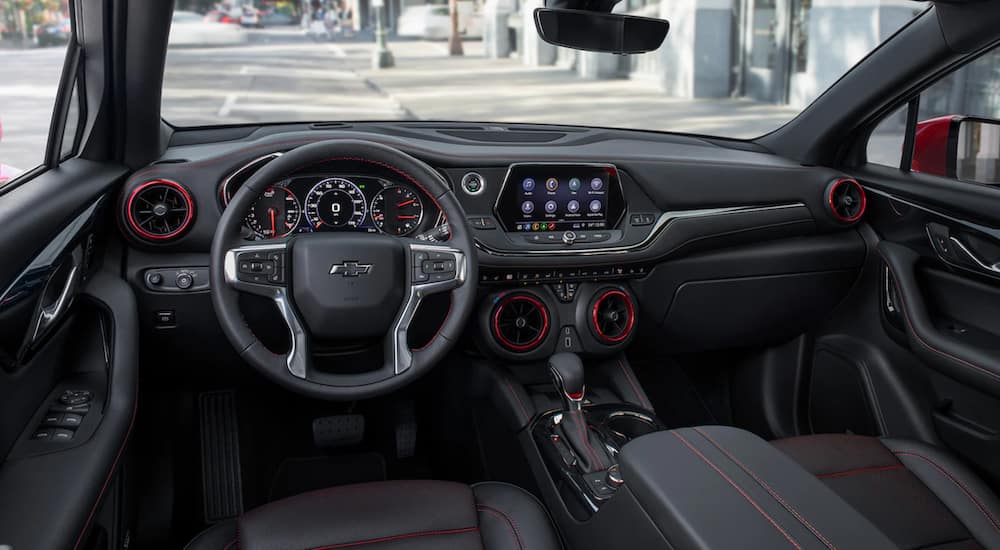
left=223, top=241, right=310, bottom=380
left=386, top=241, right=468, bottom=375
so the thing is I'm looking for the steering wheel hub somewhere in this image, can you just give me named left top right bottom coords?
left=292, top=233, right=405, bottom=340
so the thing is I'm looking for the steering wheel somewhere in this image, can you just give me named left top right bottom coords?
left=210, top=140, right=478, bottom=400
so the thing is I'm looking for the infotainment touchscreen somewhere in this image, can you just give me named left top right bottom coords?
left=494, top=164, right=625, bottom=232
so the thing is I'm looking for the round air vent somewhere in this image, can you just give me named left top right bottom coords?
left=492, top=294, right=550, bottom=352
left=827, top=178, right=866, bottom=223
left=591, top=289, right=635, bottom=344
left=125, top=179, right=195, bottom=242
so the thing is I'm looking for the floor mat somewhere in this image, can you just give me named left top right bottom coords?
left=267, top=453, right=387, bottom=502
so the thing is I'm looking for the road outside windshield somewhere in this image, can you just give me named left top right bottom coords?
left=161, top=1, right=927, bottom=138
left=0, top=1, right=929, bottom=177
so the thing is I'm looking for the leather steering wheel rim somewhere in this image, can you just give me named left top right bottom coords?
left=210, top=139, right=478, bottom=400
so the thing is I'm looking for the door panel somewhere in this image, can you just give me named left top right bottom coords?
left=851, top=162, right=1000, bottom=484
left=0, top=160, right=133, bottom=549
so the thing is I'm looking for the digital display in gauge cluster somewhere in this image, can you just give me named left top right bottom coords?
left=237, top=175, right=436, bottom=239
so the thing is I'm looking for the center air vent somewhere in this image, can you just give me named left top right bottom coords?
left=827, top=178, right=866, bottom=223
left=125, top=179, right=195, bottom=242
left=492, top=294, right=550, bottom=352
left=590, top=289, right=635, bottom=344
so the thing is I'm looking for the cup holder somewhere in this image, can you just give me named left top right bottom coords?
left=604, top=412, right=658, bottom=443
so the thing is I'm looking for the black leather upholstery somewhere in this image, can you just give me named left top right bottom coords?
left=619, top=426, right=897, bottom=549
left=775, top=434, right=1000, bottom=550
left=185, top=480, right=561, bottom=550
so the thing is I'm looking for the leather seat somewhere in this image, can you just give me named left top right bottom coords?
left=774, top=434, right=1000, bottom=550
left=185, top=480, right=562, bottom=550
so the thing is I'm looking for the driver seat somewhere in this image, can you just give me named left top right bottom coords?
left=184, top=480, right=562, bottom=550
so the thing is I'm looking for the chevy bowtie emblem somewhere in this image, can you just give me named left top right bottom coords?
left=329, top=261, right=372, bottom=277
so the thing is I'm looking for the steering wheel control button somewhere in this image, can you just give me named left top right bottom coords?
left=461, top=172, right=485, bottom=195
left=237, top=250, right=286, bottom=285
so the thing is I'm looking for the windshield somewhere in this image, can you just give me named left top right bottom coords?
left=162, top=1, right=928, bottom=139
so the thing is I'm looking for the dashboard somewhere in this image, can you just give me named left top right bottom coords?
left=117, top=122, right=866, bottom=361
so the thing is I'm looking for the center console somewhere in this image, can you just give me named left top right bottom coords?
left=484, top=352, right=900, bottom=550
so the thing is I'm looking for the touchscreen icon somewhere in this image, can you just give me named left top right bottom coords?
left=568, top=178, right=581, bottom=191
left=545, top=178, right=559, bottom=191
left=590, top=178, right=603, bottom=191
left=567, top=200, right=580, bottom=213
left=589, top=199, right=603, bottom=212
left=522, top=178, right=535, bottom=192
left=544, top=200, right=558, bottom=214
left=521, top=201, right=534, bottom=214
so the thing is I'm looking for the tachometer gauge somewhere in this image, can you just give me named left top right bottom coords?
left=246, top=186, right=301, bottom=238
left=370, top=186, right=424, bottom=236
left=305, top=178, right=367, bottom=229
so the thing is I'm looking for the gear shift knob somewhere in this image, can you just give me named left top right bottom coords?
left=549, top=352, right=585, bottom=412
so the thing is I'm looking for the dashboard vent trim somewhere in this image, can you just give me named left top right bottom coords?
left=591, top=289, right=635, bottom=344
left=492, top=293, right=550, bottom=352
left=827, top=178, right=866, bottom=223
left=125, top=179, right=195, bottom=242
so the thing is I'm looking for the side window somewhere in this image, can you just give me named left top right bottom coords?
left=0, top=6, right=79, bottom=187
left=867, top=46, right=1000, bottom=184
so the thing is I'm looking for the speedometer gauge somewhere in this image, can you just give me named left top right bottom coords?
left=246, top=186, right=300, bottom=238
left=305, top=178, right=367, bottom=229
left=371, top=186, right=424, bottom=236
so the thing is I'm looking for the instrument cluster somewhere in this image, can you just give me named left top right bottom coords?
left=224, top=174, right=441, bottom=240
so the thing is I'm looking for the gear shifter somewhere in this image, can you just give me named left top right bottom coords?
left=549, top=352, right=611, bottom=473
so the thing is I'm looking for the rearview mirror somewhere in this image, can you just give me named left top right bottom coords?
left=913, top=116, right=1000, bottom=184
left=533, top=8, right=669, bottom=55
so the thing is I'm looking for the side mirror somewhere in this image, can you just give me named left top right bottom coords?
left=533, top=8, right=669, bottom=55
left=913, top=116, right=1000, bottom=184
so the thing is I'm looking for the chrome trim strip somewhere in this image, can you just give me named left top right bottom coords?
left=0, top=197, right=102, bottom=311
left=475, top=202, right=807, bottom=257
left=389, top=242, right=467, bottom=375
left=223, top=242, right=308, bottom=379
left=220, top=152, right=283, bottom=206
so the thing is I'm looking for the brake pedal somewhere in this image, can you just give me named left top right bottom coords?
left=199, top=391, right=244, bottom=522
left=313, top=414, right=365, bottom=448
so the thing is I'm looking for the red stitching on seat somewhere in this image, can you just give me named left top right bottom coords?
left=693, top=428, right=836, bottom=550
left=815, top=465, right=903, bottom=479
left=223, top=537, right=238, bottom=550
left=893, top=450, right=1000, bottom=533
left=672, top=431, right=803, bottom=550
left=477, top=504, right=525, bottom=550
left=617, top=358, right=652, bottom=410
left=310, top=526, right=479, bottom=549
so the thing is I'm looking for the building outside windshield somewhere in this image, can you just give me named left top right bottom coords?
left=4, top=0, right=999, bottom=177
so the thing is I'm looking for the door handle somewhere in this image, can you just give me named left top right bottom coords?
left=948, top=236, right=1000, bottom=275
left=27, top=252, right=82, bottom=348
